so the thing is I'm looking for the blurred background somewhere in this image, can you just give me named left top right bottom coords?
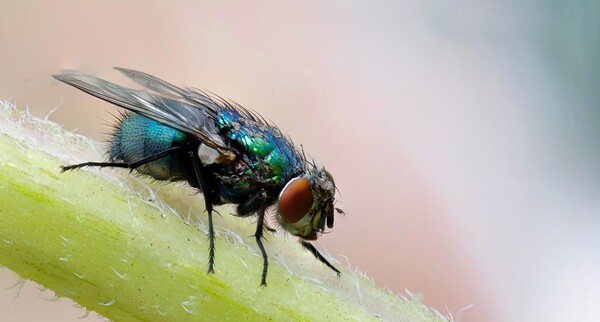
left=1, top=1, right=598, bottom=321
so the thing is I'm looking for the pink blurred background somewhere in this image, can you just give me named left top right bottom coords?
left=1, top=1, right=598, bottom=321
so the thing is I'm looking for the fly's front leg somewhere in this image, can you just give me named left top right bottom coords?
left=300, top=240, right=341, bottom=277
left=188, top=150, right=216, bottom=274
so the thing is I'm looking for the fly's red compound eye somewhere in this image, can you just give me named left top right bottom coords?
left=279, top=178, right=314, bottom=224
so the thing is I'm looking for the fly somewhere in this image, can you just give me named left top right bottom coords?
left=53, top=67, right=342, bottom=285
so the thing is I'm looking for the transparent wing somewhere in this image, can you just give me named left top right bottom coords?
left=114, top=67, right=221, bottom=111
left=114, top=67, right=264, bottom=128
left=53, top=69, right=235, bottom=160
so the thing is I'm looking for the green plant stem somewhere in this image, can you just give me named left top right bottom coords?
left=0, top=102, right=449, bottom=321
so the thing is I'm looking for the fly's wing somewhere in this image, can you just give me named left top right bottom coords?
left=53, top=70, right=235, bottom=160
left=114, top=67, right=219, bottom=111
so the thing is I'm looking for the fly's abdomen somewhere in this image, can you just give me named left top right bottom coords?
left=109, top=113, right=188, bottom=181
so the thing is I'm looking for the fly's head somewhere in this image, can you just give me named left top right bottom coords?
left=276, top=167, right=340, bottom=241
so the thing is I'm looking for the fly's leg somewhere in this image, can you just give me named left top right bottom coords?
left=188, top=150, right=216, bottom=274
left=60, top=146, right=181, bottom=172
left=254, top=192, right=269, bottom=286
left=300, top=240, right=341, bottom=277
left=238, top=190, right=270, bottom=285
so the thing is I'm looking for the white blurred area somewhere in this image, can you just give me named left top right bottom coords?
left=1, top=1, right=598, bottom=321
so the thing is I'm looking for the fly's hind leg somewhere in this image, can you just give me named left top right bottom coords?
left=60, top=146, right=181, bottom=172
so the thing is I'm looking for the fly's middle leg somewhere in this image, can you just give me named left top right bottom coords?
left=188, top=150, right=217, bottom=274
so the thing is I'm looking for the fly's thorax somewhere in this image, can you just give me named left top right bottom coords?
left=276, top=168, right=337, bottom=240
